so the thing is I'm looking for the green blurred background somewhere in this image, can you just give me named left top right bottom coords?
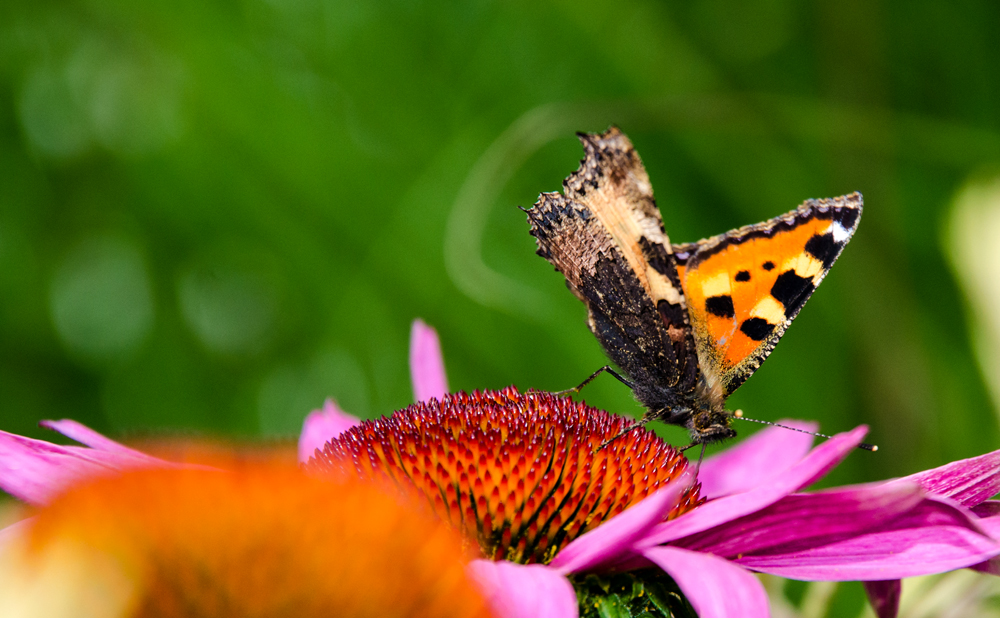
left=2, top=0, right=1000, bottom=493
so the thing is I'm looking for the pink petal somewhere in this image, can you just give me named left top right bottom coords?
left=39, top=419, right=146, bottom=457
left=971, top=515, right=1000, bottom=574
left=864, top=580, right=901, bottom=618
left=467, top=560, right=578, bottom=618
left=972, top=500, right=1000, bottom=518
left=970, top=558, right=1000, bottom=575
left=674, top=481, right=925, bottom=557
left=642, top=425, right=868, bottom=546
left=410, top=319, right=449, bottom=402
left=698, top=419, right=818, bottom=499
left=643, top=546, right=770, bottom=618
left=297, top=399, right=361, bottom=463
left=0, top=430, right=169, bottom=505
left=891, top=448, right=1000, bottom=508
left=549, top=471, right=693, bottom=574
left=737, top=498, right=1000, bottom=580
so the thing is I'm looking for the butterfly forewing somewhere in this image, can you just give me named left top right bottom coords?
left=674, top=193, right=863, bottom=396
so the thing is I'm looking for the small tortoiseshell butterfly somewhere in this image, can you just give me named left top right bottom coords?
left=526, top=127, right=862, bottom=446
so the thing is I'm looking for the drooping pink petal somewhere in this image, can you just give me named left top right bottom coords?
left=39, top=419, right=147, bottom=457
left=410, top=319, right=449, bottom=402
left=737, top=498, right=1000, bottom=580
left=549, top=471, right=693, bottom=575
left=891, top=448, right=1000, bottom=507
left=674, top=481, right=925, bottom=557
left=297, top=399, right=360, bottom=463
left=698, top=419, right=817, bottom=499
left=863, top=580, right=901, bottom=618
left=0, top=430, right=169, bottom=505
left=467, top=560, right=578, bottom=618
left=642, top=425, right=868, bottom=546
left=643, top=546, right=770, bottom=618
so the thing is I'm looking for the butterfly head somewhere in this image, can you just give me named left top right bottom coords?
left=687, top=405, right=737, bottom=445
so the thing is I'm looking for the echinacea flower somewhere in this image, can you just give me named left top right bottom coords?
left=299, top=320, right=1000, bottom=618
left=0, top=462, right=491, bottom=618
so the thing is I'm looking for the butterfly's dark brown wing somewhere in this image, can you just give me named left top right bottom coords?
left=527, top=128, right=700, bottom=401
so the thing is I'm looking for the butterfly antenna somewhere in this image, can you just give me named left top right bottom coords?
left=731, top=410, right=878, bottom=452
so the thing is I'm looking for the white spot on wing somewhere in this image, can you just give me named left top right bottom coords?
left=648, top=269, right=683, bottom=304
left=832, top=221, right=851, bottom=243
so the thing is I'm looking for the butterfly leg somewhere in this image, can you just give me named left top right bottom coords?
left=554, top=365, right=634, bottom=397
left=695, top=442, right=707, bottom=471
left=678, top=441, right=708, bottom=473
left=594, top=420, right=644, bottom=452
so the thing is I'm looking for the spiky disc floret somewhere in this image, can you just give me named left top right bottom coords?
left=308, top=386, right=702, bottom=564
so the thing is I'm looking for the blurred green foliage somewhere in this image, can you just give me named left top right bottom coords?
left=1, top=0, right=999, bottom=497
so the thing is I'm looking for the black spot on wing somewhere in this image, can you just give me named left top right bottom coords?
left=762, top=261, right=775, bottom=271
left=740, top=318, right=775, bottom=341
left=657, top=298, right=687, bottom=329
left=638, top=236, right=683, bottom=290
left=804, top=233, right=840, bottom=269
left=705, top=295, right=735, bottom=318
left=837, top=207, right=860, bottom=230
left=735, top=270, right=751, bottom=282
left=771, top=270, right=816, bottom=318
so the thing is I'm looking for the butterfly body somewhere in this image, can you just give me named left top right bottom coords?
left=526, top=127, right=861, bottom=445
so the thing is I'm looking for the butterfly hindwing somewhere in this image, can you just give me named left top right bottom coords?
left=673, top=193, right=863, bottom=397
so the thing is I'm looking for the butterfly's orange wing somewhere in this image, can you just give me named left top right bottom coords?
left=674, top=193, right=862, bottom=397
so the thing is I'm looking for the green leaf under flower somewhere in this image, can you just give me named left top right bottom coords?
left=572, top=570, right=698, bottom=618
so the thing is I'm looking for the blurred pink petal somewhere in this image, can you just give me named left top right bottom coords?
left=643, top=425, right=868, bottom=546
left=550, top=470, right=693, bottom=574
left=410, top=319, right=449, bottom=402
left=40, top=419, right=147, bottom=457
left=698, top=419, right=817, bottom=499
left=297, top=399, right=360, bottom=463
left=643, top=546, right=770, bottom=618
left=0, top=429, right=169, bottom=505
left=864, top=580, right=901, bottom=618
left=467, top=560, right=577, bottom=618
left=736, top=499, right=1000, bottom=580
left=892, top=448, right=1000, bottom=507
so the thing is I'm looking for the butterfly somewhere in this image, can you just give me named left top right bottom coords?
left=526, top=126, right=862, bottom=446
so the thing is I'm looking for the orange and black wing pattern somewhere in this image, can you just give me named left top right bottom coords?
left=673, top=193, right=863, bottom=397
